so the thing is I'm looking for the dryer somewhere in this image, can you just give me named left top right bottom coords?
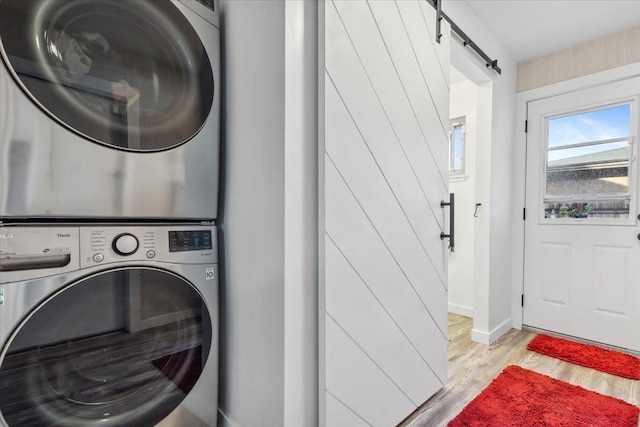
left=0, top=0, right=220, bottom=220
left=0, top=224, right=219, bottom=426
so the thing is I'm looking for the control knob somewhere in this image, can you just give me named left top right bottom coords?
left=112, top=233, right=139, bottom=256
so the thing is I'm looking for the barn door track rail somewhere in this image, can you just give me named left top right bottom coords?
left=428, top=0, right=502, bottom=75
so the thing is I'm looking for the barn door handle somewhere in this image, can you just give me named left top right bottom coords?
left=440, top=193, right=455, bottom=252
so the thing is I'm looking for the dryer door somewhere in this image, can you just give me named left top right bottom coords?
left=0, top=0, right=214, bottom=151
left=0, top=267, right=213, bottom=427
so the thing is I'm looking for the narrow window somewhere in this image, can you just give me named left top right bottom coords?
left=449, top=117, right=465, bottom=176
left=544, top=103, right=633, bottom=219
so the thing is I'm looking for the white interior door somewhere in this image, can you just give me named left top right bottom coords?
left=524, top=78, right=640, bottom=352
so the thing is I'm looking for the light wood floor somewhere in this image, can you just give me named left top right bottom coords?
left=401, top=313, right=640, bottom=427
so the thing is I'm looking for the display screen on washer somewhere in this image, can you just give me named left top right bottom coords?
left=0, top=268, right=213, bottom=426
left=169, top=230, right=213, bottom=252
left=0, top=0, right=214, bottom=151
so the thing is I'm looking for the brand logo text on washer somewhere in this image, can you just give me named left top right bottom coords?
left=0, top=234, right=13, bottom=239
left=57, top=233, right=71, bottom=238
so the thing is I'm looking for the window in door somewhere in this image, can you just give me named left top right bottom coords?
left=449, top=117, right=465, bottom=176
left=543, top=102, right=636, bottom=220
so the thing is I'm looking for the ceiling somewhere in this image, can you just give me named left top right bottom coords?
left=459, top=0, right=640, bottom=63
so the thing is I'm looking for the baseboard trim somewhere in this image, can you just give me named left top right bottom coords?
left=471, top=318, right=512, bottom=345
left=448, top=303, right=474, bottom=318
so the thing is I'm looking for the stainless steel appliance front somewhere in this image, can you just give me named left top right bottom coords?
left=0, top=0, right=220, bottom=220
left=0, top=225, right=219, bottom=426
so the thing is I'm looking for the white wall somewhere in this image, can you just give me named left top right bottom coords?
left=219, top=1, right=318, bottom=426
left=444, top=2, right=518, bottom=344
left=322, top=1, right=450, bottom=425
left=448, top=79, right=478, bottom=317
left=284, top=1, right=319, bottom=426
left=218, top=2, right=285, bottom=425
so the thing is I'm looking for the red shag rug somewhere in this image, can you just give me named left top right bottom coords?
left=447, top=365, right=639, bottom=427
left=527, top=334, right=640, bottom=380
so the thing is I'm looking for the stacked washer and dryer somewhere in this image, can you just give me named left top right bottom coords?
left=0, top=1, right=221, bottom=426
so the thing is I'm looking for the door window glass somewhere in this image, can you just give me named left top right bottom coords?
left=544, top=103, right=633, bottom=219
left=0, top=268, right=212, bottom=426
left=548, top=104, right=630, bottom=148
left=0, top=0, right=214, bottom=151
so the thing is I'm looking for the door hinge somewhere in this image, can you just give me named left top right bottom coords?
left=521, top=294, right=524, bottom=307
left=523, top=208, right=526, bottom=220
left=524, top=120, right=528, bottom=133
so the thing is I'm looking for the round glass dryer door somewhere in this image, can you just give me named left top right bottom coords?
left=0, top=268, right=212, bottom=427
left=0, top=0, right=214, bottom=151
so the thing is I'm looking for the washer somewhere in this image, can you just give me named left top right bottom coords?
left=0, top=224, right=218, bottom=426
left=0, top=0, right=220, bottom=220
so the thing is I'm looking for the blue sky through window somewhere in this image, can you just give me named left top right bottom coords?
left=547, top=104, right=630, bottom=161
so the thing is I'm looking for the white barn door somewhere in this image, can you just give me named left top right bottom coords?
left=524, top=78, right=640, bottom=352
left=322, top=0, right=451, bottom=425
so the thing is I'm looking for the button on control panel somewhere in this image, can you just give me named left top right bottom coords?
left=146, top=250, right=156, bottom=259
left=112, top=233, right=139, bottom=256
left=92, top=253, right=104, bottom=263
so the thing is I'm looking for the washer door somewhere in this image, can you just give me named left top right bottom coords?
left=0, top=268, right=212, bottom=427
left=0, top=0, right=214, bottom=151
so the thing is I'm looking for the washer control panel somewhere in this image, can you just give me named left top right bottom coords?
left=0, top=225, right=217, bottom=283
left=80, top=225, right=217, bottom=268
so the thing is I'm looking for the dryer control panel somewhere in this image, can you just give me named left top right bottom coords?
left=80, top=225, right=218, bottom=268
